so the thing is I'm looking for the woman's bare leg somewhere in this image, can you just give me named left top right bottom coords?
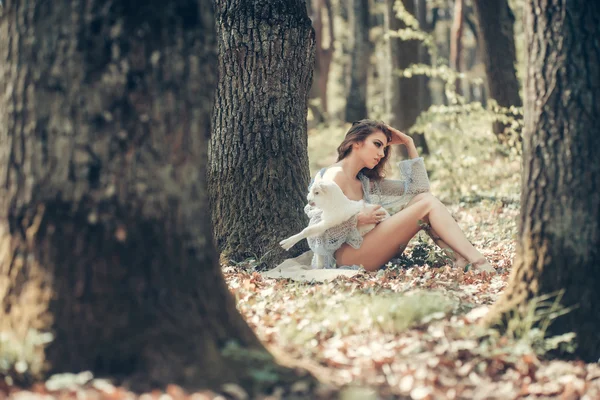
left=335, top=196, right=436, bottom=271
left=336, top=192, right=488, bottom=271
left=423, top=224, right=469, bottom=268
left=404, top=193, right=488, bottom=264
left=388, top=214, right=466, bottom=267
left=405, top=197, right=469, bottom=269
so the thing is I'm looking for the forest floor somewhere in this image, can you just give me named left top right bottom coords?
left=4, top=200, right=599, bottom=400
left=217, top=199, right=600, bottom=399
left=3, top=126, right=599, bottom=399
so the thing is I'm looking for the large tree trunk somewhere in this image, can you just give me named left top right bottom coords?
left=472, top=0, right=522, bottom=140
left=210, top=0, right=314, bottom=266
left=0, top=0, right=301, bottom=392
left=385, top=0, right=429, bottom=155
left=486, top=0, right=600, bottom=362
left=344, top=0, right=370, bottom=122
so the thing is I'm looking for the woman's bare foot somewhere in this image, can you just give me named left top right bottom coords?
left=442, top=248, right=469, bottom=270
left=453, top=257, right=469, bottom=270
left=470, top=258, right=496, bottom=273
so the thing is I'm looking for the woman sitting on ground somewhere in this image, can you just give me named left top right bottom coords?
left=306, top=119, right=495, bottom=273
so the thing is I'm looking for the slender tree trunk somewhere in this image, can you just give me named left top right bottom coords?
left=385, top=0, right=429, bottom=154
left=472, top=0, right=522, bottom=140
left=450, top=0, right=464, bottom=95
left=309, top=0, right=335, bottom=121
left=440, top=14, right=451, bottom=106
left=320, top=0, right=334, bottom=115
left=344, top=0, right=370, bottom=122
left=416, top=0, right=432, bottom=114
left=0, top=0, right=311, bottom=392
left=338, top=0, right=349, bottom=22
left=463, top=5, right=479, bottom=103
left=465, top=41, right=478, bottom=103
left=210, top=0, right=314, bottom=266
left=486, top=0, right=600, bottom=362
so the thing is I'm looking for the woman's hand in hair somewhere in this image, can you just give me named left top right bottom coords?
left=387, top=125, right=419, bottom=158
left=387, top=126, right=414, bottom=146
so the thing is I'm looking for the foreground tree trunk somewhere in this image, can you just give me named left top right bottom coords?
left=385, top=0, right=429, bottom=154
left=472, top=0, right=522, bottom=140
left=486, top=0, right=600, bottom=362
left=344, top=0, right=370, bottom=122
left=210, top=0, right=314, bottom=265
left=0, top=0, right=305, bottom=391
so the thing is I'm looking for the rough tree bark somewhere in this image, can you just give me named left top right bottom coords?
left=385, top=0, right=429, bottom=154
left=0, top=0, right=306, bottom=392
left=344, top=0, right=370, bottom=122
left=486, top=0, right=600, bottom=362
left=309, top=0, right=334, bottom=121
left=472, top=0, right=522, bottom=140
left=210, top=0, right=314, bottom=265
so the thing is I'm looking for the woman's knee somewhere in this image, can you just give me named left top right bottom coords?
left=407, top=194, right=447, bottom=223
left=410, top=192, right=430, bottom=203
left=410, top=192, right=440, bottom=209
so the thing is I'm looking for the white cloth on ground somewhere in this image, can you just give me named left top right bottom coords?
left=261, top=250, right=360, bottom=282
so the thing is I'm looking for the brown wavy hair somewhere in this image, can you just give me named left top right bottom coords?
left=336, top=119, right=393, bottom=181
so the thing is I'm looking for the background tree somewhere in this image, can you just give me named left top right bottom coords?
left=0, top=0, right=307, bottom=391
left=449, top=0, right=464, bottom=95
left=416, top=0, right=434, bottom=113
left=309, top=0, right=335, bottom=122
left=472, top=0, right=522, bottom=140
left=486, top=0, right=600, bottom=362
left=209, top=0, right=315, bottom=266
left=344, top=0, right=371, bottom=122
left=385, top=0, right=429, bottom=154
left=462, top=3, right=487, bottom=105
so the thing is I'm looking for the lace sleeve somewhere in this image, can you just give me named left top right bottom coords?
left=378, top=157, right=430, bottom=196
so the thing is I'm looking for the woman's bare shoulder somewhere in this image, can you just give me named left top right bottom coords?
left=322, top=164, right=351, bottom=191
left=322, top=164, right=343, bottom=180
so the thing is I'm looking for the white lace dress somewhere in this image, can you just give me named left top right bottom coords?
left=305, top=157, right=431, bottom=269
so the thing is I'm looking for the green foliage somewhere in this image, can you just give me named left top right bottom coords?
left=412, top=97, right=523, bottom=152
left=390, top=0, right=524, bottom=158
left=501, top=291, right=577, bottom=356
left=230, top=252, right=274, bottom=272
left=221, top=340, right=281, bottom=389
left=367, top=0, right=523, bottom=203
left=387, top=233, right=454, bottom=270
left=279, top=289, right=457, bottom=345
left=421, top=116, right=522, bottom=201
left=0, top=329, right=53, bottom=384
left=471, top=291, right=577, bottom=362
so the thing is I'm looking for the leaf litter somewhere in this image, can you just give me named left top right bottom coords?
left=221, top=203, right=600, bottom=399
left=2, top=203, right=599, bottom=399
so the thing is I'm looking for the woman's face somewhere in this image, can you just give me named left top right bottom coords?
left=354, top=130, right=388, bottom=169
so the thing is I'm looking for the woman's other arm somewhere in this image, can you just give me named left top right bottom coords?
left=388, top=126, right=420, bottom=159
